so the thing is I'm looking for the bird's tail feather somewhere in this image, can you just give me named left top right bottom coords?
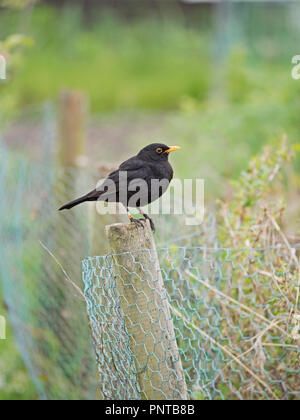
left=59, top=190, right=98, bottom=211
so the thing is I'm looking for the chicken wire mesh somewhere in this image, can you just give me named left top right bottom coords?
left=0, top=105, right=217, bottom=399
left=0, top=124, right=99, bottom=399
left=1, top=104, right=299, bottom=401
left=83, top=245, right=300, bottom=401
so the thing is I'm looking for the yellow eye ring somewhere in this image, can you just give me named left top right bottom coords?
left=156, top=148, right=163, bottom=154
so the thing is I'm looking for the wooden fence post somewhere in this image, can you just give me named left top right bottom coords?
left=58, top=90, right=88, bottom=168
left=55, top=90, right=88, bottom=212
left=106, top=220, right=189, bottom=400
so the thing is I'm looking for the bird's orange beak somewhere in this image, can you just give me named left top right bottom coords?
left=166, top=146, right=181, bottom=154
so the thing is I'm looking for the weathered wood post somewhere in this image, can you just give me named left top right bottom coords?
left=55, top=89, right=88, bottom=261
left=58, top=90, right=88, bottom=168
left=106, top=220, right=189, bottom=400
left=55, top=90, right=89, bottom=216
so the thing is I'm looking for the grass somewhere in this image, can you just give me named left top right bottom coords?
left=1, top=5, right=300, bottom=183
left=0, top=4, right=299, bottom=114
left=1, top=6, right=212, bottom=112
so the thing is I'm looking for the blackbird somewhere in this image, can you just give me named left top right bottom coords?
left=59, top=143, right=180, bottom=231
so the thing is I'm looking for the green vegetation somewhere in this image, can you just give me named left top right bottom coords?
left=1, top=5, right=300, bottom=183
left=0, top=3, right=299, bottom=400
left=0, top=324, right=38, bottom=400
left=0, top=6, right=210, bottom=112
left=0, top=4, right=298, bottom=114
left=213, top=140, right=299, bottom=399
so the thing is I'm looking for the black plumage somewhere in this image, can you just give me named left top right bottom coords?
left=59, top=143, right=180, bottom=231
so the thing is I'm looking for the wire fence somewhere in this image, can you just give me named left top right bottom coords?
left=0, top=111, right=217, bottom=399
left=0, top=144, right=99, bottom=400
left=83, top=245, right=300, bottom=400
left=0, top=104, right=299, bottom=401
left=1, top=131, right=299, bottom=400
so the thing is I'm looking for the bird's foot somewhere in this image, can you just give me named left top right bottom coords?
left=130, top=218, right=145, bottom=229
left=142, top=214, right=156, bottom=232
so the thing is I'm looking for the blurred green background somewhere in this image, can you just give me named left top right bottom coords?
left=0, top=0, right=299, bottom=400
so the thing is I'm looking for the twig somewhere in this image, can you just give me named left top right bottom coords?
left=262, top=343, right=299, bottom=349
left=221, top=205, right=238, bottom=247
left=267, top=213, right=300, bottom=318
left=258, top=270, right=285, bottom=298
left=39, top=240, right=85, bottom=300
left=268, top=163, right=281, bottom=183
left=267, top=214, right=297, bottom=263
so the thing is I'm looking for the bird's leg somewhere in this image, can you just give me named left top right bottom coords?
left=127, top=208, right=145, bottom=228
left=138, top=208, right=155, bottom=232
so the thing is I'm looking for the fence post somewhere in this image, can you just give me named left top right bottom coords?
left=55, top=90, right=88, bottom=210
left=106, top=220, right=189, bottom=400
left=58, top=90, right=88, bottom=167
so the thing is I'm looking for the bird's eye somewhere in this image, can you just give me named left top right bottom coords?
left=156, top=148, right=163, bottom=154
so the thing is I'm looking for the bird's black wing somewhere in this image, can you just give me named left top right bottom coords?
left=110, top=157, right=150, bottom=181
left=96, top=158, right=153, bottom=204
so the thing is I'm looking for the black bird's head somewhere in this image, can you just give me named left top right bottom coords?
left=137, top=143, right=181, bottom=162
